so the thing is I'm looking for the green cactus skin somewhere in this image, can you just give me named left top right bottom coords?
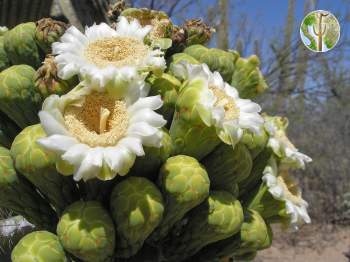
left=0, top=147, right=57, bottom=230
left=147, top=73, right=181, bottom=124
left=57, top=201, right=115, bottom=262
left=0, top=110, right=20, bottom=148
left=81, top=178, right=118, bottom=204
left=0, top=36, right=10, bottom=71
left=239, top=148, right=273, bottom=197
left=3, top=22, right=42, bottom=68
left=169, top=79, right=221, bottom=160
left=194, top=209, right=272, bottom=261
left=149, top=155, right=210, bottom=243
left=129, top=129, right=173, bottom=181
left=34, top=55, right=77, bottom=98
left=241, top=129, right=269, bottom=159
left=35, top=18, right=68, bottom=54
left=116, top=243, right=160, bottom=262
left=10, top=124, right=79, bottom=215
left=184, top=45, right=238, bottom=82
left=110, top=177, right=164, bottom=258
left=163, top=191, right=244, bottom=261
left=11, top=231, right=68, bottom=262
left=202, top=143, right=252, bottom=195
left=231, top=55, right=268, bottom=99
left=0, top=65, right=42, bottom=129
left=169, top=52, right=200, bottom=67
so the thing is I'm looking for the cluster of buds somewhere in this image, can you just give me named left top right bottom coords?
left=0, top=4, right=311, bottom=262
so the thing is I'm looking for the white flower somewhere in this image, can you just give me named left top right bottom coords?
left=172, top=61, right=264, bottom=146
left=52, top=17, right=166, bottom=88
left=264, top=116, right=312, bottom=169
left=37, top=79, right=166, bottom=182
left=262, top=159, right=311, bottom=228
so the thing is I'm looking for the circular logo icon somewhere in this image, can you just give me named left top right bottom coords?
left=300, top=10, right=340, bottom=52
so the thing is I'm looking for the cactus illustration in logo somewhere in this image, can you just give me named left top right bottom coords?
left=300, top=10, right=340, bottom=52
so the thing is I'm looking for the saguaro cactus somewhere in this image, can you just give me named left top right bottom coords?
left=313, top=11, right=329, bottom=51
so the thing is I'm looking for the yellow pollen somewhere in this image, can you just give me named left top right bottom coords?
left=84, top=37, right=149, bottom=68
left=278, top=171, right=303, bottom=205
left=210, top=86, right=240, bottom=120
left=63, top=92, right=129, bottom=147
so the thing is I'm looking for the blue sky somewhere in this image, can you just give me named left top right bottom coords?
left=162, top=0, right=349, bottom=53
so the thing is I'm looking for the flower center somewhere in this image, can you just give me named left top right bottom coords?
left=84, top=37, right=149, bottom=68
left=277, top=171, right=303, bottom=205
left=63, top=92, right=129, bottom=147
left=210, top=87, right=240, bottom=120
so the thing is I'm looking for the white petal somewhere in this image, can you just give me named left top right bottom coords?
left=118, top=137, right=145, bottom=156
left=61, top=143, right=90, bottom=166
left=130, top=108, right=166, bottom=128
left=127, top=96, right=163, bottom=114
left=37, top=135, right=78, bottom=154
left=127, top=122, right=159, bottom=137
left=73, top=148, right=103, bottom=181
left=104, top=146, right=135, bottom=175
left=39, top=111, right=69, bottom=136
left=141, top=130, right=163, bottom=147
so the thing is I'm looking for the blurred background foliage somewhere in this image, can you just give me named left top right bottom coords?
left=0, top=0, right=349, bottom=225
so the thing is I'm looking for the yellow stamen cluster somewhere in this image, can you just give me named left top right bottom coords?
left=84, top=37, right=149, bottom=68
left=210, top=87, right=240, bottom=120
left=64, top=92, right=129, bottom=147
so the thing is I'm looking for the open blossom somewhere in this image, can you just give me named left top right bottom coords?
left=172, top=61, right=264, bottom=147
left=37, top=77, right=166, bottom=181
left=52, top=16, right=166, bottom=88
left=264, top=115, right=312, bottom=169
left=262, top=159, right=311, bottom=228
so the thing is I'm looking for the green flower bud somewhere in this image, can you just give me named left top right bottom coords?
left=194, top=209, right=272, bottom=261
left=169, top=52, right=200, bottom=67
left=0, top=35, right=10, bottom=71
left=129, top=128, right=173, bottom=181
left=0, top=65, right=42, bottom=129
left=12, top=231, right=68, bottom=262
left=0, top=147, right=57, bottom=230
left=35, top=18, right=68, bottom=54
left=234, top=209, right=273, bottom=256
left=147, top=73, right=181, bottom=123
left=149, top=155, right=210, bottom=243
left=163, top=191, right=244, bottom=261
left=11, top=124, right=79, bottom=214
left=202, top=143, right=252, bottom=195
left=4, top=22, right=42, bottom=68
left=110, top=177, right=164, bottom=258
left=34, top=55, right=77, bottom=98
left=183, top=19, right=213, bottom=46
left=0, top=26, right=8, bottom=36
left=169, top=77, right=221, bottom=159
left=57, top=201, right=115, bottom=262
left=231, top=54, right=268, bottom=99
left=184, top=45, right=238, bottom=82
left=241, top=128, right=269, bottom=159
